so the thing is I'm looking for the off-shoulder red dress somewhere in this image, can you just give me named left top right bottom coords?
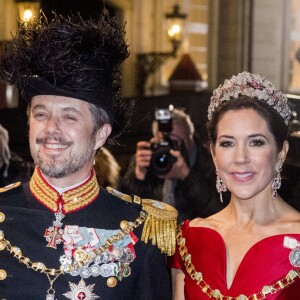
left=169, top=220, right=300, bottom=299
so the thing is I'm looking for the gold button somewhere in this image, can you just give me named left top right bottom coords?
left=107, top=276, right=117, bottom=287
left=0, top=212, right=5, bottom=223
left=120, top=220, right=129, bottom=230
left=0, top=269, right=7, bottom=280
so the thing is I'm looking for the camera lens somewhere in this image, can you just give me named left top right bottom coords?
left=154, top=153, right=170, bottom=168
left=150, top=148, right=175, bottom=175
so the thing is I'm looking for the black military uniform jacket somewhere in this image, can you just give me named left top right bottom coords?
left=0, top=168, right=173, bottom=300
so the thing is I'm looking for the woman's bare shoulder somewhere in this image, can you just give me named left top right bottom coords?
left=189, top=210, right=226, bottom=230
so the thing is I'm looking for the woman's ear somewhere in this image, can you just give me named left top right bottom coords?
left=277, top=140, right=289, bottom=166
left=94, top=124, right=112, bottom=151
left=210, top=143, right=217, bottom=167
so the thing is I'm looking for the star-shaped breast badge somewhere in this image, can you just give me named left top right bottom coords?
left=63, top=279, right=99, bottom=300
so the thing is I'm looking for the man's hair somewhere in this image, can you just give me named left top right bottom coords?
left=152, top=108, right=195, bottom=138
left=0, top=124, right=11, bottom=177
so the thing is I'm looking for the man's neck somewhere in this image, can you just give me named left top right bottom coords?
left=49, top=175, right=91, bottom=195
left=39, top=166, right=93, bottom=190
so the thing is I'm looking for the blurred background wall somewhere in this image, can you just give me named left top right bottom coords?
left=1, top=0, right=300, bottom=182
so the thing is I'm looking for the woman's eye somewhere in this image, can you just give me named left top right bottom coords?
left=219, top=140, right=233, bottom=147
left=250, top=139, right=265, bottom=146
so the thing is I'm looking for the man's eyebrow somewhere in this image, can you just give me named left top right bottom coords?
left=62, top=107, right=82, bottom=115
left=32, top=104, right=46, bottom=110
left=32, top=105, right=83, bottom=115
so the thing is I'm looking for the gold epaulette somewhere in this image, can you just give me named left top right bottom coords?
left=0, top=182, right=21, bottom=193
left=106, top=187, right=178, bottom=256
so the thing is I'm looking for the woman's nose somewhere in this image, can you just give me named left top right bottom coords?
left=234, top=145, right=249, bottom=164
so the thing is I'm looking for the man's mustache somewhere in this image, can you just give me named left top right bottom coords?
left=36, top=135, right=72, bottom=146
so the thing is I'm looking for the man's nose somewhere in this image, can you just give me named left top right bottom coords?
left=45, top=116, right=62, bottom=133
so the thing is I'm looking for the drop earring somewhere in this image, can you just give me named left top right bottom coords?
left=216, top=171, right=227, bottom=203
left=272, top=164, right=282, bottom=198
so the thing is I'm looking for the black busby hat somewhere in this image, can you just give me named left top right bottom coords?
left=1, top=12, right=131, bottom=139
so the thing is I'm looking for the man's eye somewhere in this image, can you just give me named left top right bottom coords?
left=65, top=115, right=77, bottom=121
left=33, top=112, right=46, bottom=119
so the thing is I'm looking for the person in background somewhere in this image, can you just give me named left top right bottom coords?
left=170, top=72, right=300, bottom=299
left=0, top=13, right=176, bottom=299
left=120, top=107, right=227, bottom=223
left=0, top=123, right=34, bottom=186
left=94, top=147, right=121, bottom=188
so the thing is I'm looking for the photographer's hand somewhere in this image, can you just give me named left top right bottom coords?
left=135, top=141, right=152, bottom=180
left=160, top=150, right=190, bottom=181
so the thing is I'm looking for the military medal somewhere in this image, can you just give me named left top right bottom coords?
left=63, top=279, right=99, bottom=300
left=44, top=203, right=65, bottom=249
left=283, top=236, right=300, bottom=267
left=289, top=247, right=300, bottom=267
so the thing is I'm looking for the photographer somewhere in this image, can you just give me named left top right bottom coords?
left=120, top=107, right=227, bottom=222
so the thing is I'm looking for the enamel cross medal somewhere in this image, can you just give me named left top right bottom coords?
left=45, top=203, right=65, bottom=249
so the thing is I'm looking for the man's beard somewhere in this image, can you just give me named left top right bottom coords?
left=33, top=134, right=96, bottom=178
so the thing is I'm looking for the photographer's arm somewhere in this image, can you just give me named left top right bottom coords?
left=135, top=141, right=152, bottom=180
left=119, top=141, right=159, bottom=198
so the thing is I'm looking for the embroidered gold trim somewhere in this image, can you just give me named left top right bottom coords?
left=30, top=169, right=58, bottom=211
left=29, top=167, right=99, bottom=213
left=176, top=224, right=300, bottom=300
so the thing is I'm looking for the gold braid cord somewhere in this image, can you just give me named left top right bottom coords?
left=176, top=224, right=300, bottom=300
left=141, top=199, right=177, bottom=256
left=106, top=187, right=178, bottom=256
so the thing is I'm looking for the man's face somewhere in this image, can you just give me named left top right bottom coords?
left=155, top=123, right=191, bottom=150
left=29, top=95, right=101, bottom=180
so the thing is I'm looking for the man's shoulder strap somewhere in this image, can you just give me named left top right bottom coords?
left=0, top=182, right=22, bottom=194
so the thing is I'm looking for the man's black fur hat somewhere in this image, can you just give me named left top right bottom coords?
left=1, top=12, right=131, bottom=139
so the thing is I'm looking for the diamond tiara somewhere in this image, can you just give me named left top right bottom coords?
left=208, top=71, right=291, bottom=125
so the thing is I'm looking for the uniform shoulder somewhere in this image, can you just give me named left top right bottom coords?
left=106, top=186, right=178, bottom=255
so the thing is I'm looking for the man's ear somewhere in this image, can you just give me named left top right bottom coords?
left=94, top=124, right=112, bottom=151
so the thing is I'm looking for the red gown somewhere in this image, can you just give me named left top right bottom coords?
left=169, top=220, right=300, bottom=299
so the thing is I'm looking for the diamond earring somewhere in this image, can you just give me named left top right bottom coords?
left=272, top=165, right=282, bottom=198
left=216, top=171, right=227, bottom=203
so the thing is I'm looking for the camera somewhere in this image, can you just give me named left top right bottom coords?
left=149, top=107, right=185, bottom=175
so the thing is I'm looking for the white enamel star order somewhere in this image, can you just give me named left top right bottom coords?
left=63, top=279, right=99, bottom=300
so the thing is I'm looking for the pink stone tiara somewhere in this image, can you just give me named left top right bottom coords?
left=208, top=71, right=291, bottom=125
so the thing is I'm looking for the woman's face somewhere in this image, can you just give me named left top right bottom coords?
left=211, top=108, right=288, bottom=200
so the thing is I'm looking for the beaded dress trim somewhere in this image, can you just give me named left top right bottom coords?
left=176, top=224, right=300, bottom=300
